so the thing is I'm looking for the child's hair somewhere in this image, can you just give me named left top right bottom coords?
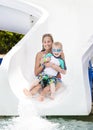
left=53, top=42, right=63, bottom=49
left=41, top=34, right=54, bottom=51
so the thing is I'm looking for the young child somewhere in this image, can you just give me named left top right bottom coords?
left=38, top=42, right=65, bottom=100
left=23, top=42, right=65, bottom=100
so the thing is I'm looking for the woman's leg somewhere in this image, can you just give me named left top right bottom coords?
left=29, top=79, right=40, bottom=91
left=30, top=84, right=41, bottom=95
left=23, top=83, right=41, bottom=96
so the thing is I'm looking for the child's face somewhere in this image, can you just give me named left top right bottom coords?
left=52, top=45, right=62, bottom=57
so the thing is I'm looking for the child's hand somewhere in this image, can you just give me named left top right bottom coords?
left=46, top=57, right=51, bottom=62
left=41, top=57, right=51, bottom=64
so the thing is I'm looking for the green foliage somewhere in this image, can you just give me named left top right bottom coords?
left=0, top=30, right=24, bottom=54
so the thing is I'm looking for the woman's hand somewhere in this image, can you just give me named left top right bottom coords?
left=61, top=51, right=65, bottom=59
left=45, top=62, right=58, bottom=69
left=45, top=62, right=57, bottom=68
left=45, top=62, right=53, bottom=67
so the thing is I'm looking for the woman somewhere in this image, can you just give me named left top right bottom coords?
left=24, top=34, right=66, bottom=100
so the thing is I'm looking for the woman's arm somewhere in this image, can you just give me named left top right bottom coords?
left=61, top=51, right=65, bottom=59
left=34, top=52, right=45, bottom=76
left=61, top=51, right=67, bottom=70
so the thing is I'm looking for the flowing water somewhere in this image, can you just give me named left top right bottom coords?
left=0, top=99, right=93, bottom=130
left=0, top=115, right=93, bottom=130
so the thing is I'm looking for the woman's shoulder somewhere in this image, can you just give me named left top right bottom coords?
left=36, top=51, right=44, bottom=58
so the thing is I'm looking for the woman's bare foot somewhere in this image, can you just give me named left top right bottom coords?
left=38, top=95, right=44, bottom=101
left=23, top=88, right=32, bottom=97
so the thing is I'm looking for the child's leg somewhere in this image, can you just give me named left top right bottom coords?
left=50, top=83, right=55, bottom=99
left=38, top=85, right=50, bottom=101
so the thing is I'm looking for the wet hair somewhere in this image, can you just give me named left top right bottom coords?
left=41, top=34, right=54, bottom=51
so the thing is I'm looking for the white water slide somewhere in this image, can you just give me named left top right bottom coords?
left=0, top=0, right=92, bottom=116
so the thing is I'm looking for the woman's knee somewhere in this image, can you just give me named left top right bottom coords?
left=31, top=84, right=41, bottom=94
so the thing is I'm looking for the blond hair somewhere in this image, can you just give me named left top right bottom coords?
left=53, top=42, right=63, bottom=49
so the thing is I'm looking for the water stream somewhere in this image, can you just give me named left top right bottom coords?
left=0, top=99, right=58, bottom=130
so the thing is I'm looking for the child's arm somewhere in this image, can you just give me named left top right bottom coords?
left=44, top=62, right=66, bottom=74
left=51, top=63, right=66, bottom=74
left=45, top=57, right=66, bottom=74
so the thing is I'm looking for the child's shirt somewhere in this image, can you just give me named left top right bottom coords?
left=43, top=53, right=65, bottom=76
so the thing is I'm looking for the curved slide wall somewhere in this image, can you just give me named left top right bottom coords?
left=0, top=0, right=92, bottom=115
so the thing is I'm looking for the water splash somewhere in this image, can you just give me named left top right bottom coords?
left=8, top=99, right=58, bottom=130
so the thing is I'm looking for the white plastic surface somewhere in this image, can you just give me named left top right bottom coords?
left=0, top=0, right=92, bottom=115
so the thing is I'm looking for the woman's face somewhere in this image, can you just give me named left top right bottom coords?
left=42, top=36, right=53, bottom=51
